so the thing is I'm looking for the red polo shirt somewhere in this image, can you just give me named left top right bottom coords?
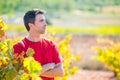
left=13, top=37, right=62, bottom=80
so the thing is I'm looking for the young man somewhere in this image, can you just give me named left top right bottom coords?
left=13, top=9, right=63, bottom=80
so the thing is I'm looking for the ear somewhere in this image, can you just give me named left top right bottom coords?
left=28, top=23, right=34, bottom=28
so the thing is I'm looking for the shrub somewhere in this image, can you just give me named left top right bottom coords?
left=92, top=38, right=120, bottom=79
left=0, top=17, right=42, bottom=80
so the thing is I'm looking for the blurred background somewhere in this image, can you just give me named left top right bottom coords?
left=0, top=0, right=120, bottom=80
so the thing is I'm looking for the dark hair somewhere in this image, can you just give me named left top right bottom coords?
left=23, top=9, right=45, bottom=31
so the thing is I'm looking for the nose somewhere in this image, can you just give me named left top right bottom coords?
left=44, top=21, right=47, bottom=26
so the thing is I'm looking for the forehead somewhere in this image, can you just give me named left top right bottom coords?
left=35, top=14, right=45, bottom=20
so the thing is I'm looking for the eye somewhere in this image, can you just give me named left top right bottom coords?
left=40, top=19, right=44, bottom=22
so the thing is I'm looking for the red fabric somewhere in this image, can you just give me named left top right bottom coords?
left=13, top=37, right=62, bottom=80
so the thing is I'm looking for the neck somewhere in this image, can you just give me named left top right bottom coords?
left=27, top=33, right=41, bottom=42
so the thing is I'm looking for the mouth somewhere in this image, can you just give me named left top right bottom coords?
left=43, top=27, right=46, bottom=30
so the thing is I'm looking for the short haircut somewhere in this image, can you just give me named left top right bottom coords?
left=23, top=9, right=45, bottom=31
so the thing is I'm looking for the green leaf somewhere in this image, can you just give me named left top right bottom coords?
left=4, top=67, right=17, bottom=80
left=23, top=57, right=41, bottom=74
left=26, top=48, right=34, bottom=57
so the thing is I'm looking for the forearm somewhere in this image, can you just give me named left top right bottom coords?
left=40, top=63, right=55, bottom=74
left=40, top=63, right=63, bottom=78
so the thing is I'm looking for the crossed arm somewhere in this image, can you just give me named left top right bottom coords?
left=40, top=62, right=64, bottom=78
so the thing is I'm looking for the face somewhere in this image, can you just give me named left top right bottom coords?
left=32, top=14, right=47, bottom=34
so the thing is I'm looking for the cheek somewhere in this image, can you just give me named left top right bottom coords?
left=38, top=23, right=43, bottom=27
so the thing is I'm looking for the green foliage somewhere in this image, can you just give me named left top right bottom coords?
left=58, top=35, right=80, bottom=77
left=0, top=0, right=120, bottom=14
left=0, top=38, right=42, bottom=80
left=26, top=48, right=34, bottom=57
left=23, top=57, right=41, bottom=74
left=0, top=0, right=20, bottom=14
left=0, top=18, right=42, bottom=80
left=47, top=25, right=120, bottom=35
left=92, top=38, right=120, bottom=79
left=7, top=24, right=120, bottom=35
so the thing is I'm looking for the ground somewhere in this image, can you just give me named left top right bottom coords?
left=68, top=70, right=116, bottom=80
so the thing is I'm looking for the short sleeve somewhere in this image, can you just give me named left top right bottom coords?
left=51, top=41, right=63, bottom=64
left=13, top=41, right=24, bottom=56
